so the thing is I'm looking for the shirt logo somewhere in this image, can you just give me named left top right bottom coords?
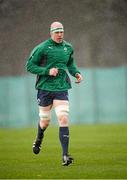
left=64, top=47, right=67, bottom=52
left=48, top=46, right=53, bottom=49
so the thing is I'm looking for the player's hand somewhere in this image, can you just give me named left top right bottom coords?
left=75, top=73, right=83, bottom=83
left=49, top=68, right=58, bottom=76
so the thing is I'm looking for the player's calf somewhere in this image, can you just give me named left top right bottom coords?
left=32, top=122, right=47, bottom=154
left=33, top=109, right=51, bottom=155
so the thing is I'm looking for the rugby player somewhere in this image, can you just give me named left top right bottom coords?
left=26, top=21, right=83, bottom=166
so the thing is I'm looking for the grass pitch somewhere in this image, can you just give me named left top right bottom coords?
left=0, top=124, right=127, bottom=179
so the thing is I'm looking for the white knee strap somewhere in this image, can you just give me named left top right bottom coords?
left=55, top=105, right=69, bottom=117
left=39, top=107, right=51, bottom=121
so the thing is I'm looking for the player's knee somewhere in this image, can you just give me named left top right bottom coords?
left=58, top=115, right=69, bottom=126
left=39, top=109, right=51, bottom=128
left=55, top=105, right=69, bottom=126
left=40, top=119, right=50, bottom=128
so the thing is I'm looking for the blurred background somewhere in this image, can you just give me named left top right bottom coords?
left=0, top=0, right=127, bottom=127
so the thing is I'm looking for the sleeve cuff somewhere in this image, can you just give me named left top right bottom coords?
left=45, top=68, right=50, bottom=75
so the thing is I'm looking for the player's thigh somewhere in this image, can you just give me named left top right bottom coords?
left=39, top=104, right=52, bottom=127
left=53, top=100, right=69, bottom=108
left=53, top=100, right=69, bottom=126
left=53, top=100, right=69, bottom=118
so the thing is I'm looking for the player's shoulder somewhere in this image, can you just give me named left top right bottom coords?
left=30, top=39, right=49, bottom=55
left=63, top=40, right=73, bottom=48
left=63, top=40, right=74, bottom=53
left=36, top=39, right=50, bottom=50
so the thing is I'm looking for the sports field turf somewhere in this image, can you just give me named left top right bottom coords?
left=0, top=124, right=127, bottom=179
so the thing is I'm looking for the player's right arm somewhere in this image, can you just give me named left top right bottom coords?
left=26, top=46, right=49, bottom=76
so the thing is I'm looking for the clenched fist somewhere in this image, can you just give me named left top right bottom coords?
left=75, top=73, right=83, bottom=83
left=49, top=68, right=58, bottom=76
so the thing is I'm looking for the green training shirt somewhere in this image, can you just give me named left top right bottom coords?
left=26, top=38, right=80, bottom=91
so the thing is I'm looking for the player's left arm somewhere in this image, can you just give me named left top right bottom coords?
left=67, top=50, right=83, bottom=83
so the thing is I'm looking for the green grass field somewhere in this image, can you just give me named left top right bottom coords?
left=0, top=124, right=127, bottom=179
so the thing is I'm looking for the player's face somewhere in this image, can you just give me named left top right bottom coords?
left=51, top=31, right=64, bottom=43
